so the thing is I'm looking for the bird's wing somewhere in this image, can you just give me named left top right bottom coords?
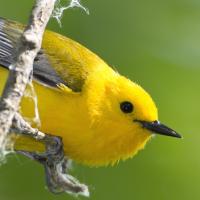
left=0, top=17, right=106, bottom=92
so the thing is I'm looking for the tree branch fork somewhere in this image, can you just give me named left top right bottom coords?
left=0, top=0, right=89, bottom=197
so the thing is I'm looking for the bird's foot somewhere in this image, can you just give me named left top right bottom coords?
left=16, top=134, right=89, bottom=197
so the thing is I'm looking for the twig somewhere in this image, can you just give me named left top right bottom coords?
left=13, top=114, right=89, bottom=196
left=12, top=113, right=45, bottom=140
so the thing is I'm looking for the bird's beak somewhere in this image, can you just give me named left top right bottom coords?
left=135, top=120, right=182, bottom=138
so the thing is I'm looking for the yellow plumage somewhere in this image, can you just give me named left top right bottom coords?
left=0, top=18, right=180, bottom=167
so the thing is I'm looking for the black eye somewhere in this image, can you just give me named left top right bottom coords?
left=120, top=101, right=134, bottom=113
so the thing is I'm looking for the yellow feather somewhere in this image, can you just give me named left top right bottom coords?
left=0, top=63, right=156, bottom=166
left=0, top=19, right=180, bottom=167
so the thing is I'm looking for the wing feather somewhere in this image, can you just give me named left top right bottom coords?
left=0, top=17, right=107, bottom=92
left=0, top=17, right=69, bottom=90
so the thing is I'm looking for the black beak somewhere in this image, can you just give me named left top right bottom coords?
left=135, top=120, right=182, bottom=138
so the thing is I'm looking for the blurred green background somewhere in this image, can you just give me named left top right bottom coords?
left=0, top=0, right=199, bottom=199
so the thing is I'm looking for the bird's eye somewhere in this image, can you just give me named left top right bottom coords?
left=120, top=101, right=134, bottom=113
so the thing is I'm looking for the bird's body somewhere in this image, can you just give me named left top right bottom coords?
left=0, top=18, right=180, bottom=167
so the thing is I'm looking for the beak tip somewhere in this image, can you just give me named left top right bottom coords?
left=171, top=130, right=182, bottom=139
left=175, top=133, right=182, bottom=139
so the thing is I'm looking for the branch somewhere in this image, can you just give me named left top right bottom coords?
left=0, top=0, right=89, bottom=197
left=0, top=0, right=56, bottom=155
left=13, top=113, right=89, bottom=197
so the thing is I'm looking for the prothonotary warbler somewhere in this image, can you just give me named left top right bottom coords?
left=0, top=17, right=181, bottom=167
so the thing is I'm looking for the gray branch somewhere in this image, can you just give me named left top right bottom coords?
left=0, top=0, right=89, bottom=197
left=0, top=0, right=57, bottom=154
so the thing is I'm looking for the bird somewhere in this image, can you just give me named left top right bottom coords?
left=0, top=17, right=181, bottom=167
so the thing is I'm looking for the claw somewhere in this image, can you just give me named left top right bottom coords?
left=15, top=134, right=89, bottom=196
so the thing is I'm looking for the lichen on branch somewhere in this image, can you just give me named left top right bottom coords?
left=52, top=0, right=89, bottom=26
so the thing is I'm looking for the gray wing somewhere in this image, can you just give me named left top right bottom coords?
left=0, top=17, right=66, bottom=88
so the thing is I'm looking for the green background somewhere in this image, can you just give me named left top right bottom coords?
left=0, top=0, right=199, bottom=199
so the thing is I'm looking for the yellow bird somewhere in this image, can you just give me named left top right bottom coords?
left=0, top=17, right=181, bottom=167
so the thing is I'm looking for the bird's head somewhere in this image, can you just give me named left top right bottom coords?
left=84, top=71, right=181, bottom=166
left=105, top=74, right=181, bottom=136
